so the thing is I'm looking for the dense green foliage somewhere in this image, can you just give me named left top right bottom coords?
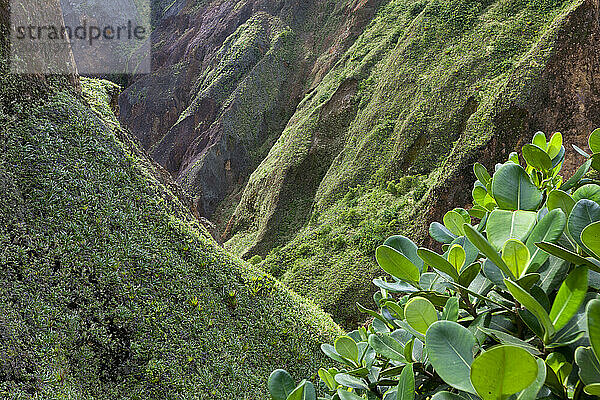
left=269, top=129, right=600, bottom=399
left=227, top=0, right=590, bottom=326
left=0, top=48, right=341, bottom=399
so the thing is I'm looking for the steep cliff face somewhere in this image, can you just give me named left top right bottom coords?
left=224, top=0, right=600, bottom=325
left=118, top=0, right=600, bottom=326
left=119, top=0, right=382, bottom=217
left=0, top=7, right=341, bottom=398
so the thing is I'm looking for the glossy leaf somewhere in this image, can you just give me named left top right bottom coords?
left=376, top=245, right=420, bottom=283
left=470, top=345, right=538, bottom=400
left=444, top=210, right=467, bottom=236
left=464, top=224, right=514, bottom=280
left=487, top=209, right=537, bottom=252
left=318, top=368, right=337, bottom=391
left=384, top=235, right=424, bottom=272
left=504, top=279, right=555, bottom=342
left=524, top=209, right=566, bottom=272
left=335, top=336, right=358, bottom=364
left=582, top=221, right=600, bottom=260
left=547, top=132, right=563, bottom=159
left=547, top=190, right=575, bottom=217
left=589, top=127, right=600, bottom=153
left=522, top=144, right=551, bottom=171
left=492, top=163, right=542, bottom=211
left=474, top=162, right=491, bottom=185
left=573, top=184, right=600, bottom=203
left=567, top=199, right=600, bottom=249
left=588, top=299, right=600, bottom=361
left=405, top=296, right=437, bottom=335
left=515, top=358, right=546, bottom=400
left=334, top=374, right=368, bottom=390
left=459, top=262, right=481, bottom=287
left=337, top=390, right=364, bottom=400
left=561, top=159, right=591, bottom=191
left=287, top=381, right=316, bottom=400
left=502, top=239, right=529, bottom=279
left=549, top=266, right=588, bottom=331
left=397, top=364, right=415, bottom=400
left=418, top=248, right=459, bottom=282
left=535, top=241, right=600, bottom=272
left=448, top=244, right=466, bottom=272
left=575, top=346, right=600, bottom=385
left=426, top=321, right=476, bottom=393
left=368, top=333, right=406, bottom=362
left=268, top=369, right=296, bottom=400
left=430, top=222, right=457, bottom=244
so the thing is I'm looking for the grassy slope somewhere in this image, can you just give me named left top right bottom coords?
left=0, top=37, right=341, bottom=399
left=226, top=0, right=584, bottom=326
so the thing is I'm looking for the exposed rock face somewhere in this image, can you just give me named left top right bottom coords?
left=119, top=0, right=382, bottom=217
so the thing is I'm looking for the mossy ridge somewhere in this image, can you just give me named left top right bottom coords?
left=0, top=57, right=341, bottom=399
left=227, top=0, right=583, bottom=325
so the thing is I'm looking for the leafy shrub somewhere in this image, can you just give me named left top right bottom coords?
left=268, top=129, right=600, bottom=400
left=249, top=255, right=263, bottom=265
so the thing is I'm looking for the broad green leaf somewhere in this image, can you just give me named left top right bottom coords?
left=459, top=262, right=481, bottom=287
left=574, top=184, right=600, bottom=203
left=474, top=162, right=491, bottom=185
left=588, top=299, right=600, bottom=361
left=430, top=222, right=457, bottom=244
left=321, top=344, right=349, bottom=365
left=368, top=333, right=406, bottom=362
left=522, top=144, right=551, bottom=171
left=372, top=279, right=418, bottom=293
left=561, top=159, right=592, bottom=191
left=426, top=321, right=477, bottom=393
left=477, top=327, right=541, bottom=355
left=442, top=297, right=459, bottom=322
left=549, top=266, right=588, bottom=331
left=448, top=236, right=479, bottom=268
left=473, top=185, right=496, bottom=210
left=547, top=132, right=563, bottom=159
left=546, top=353, right=572, bottom=385
left=336, top=390, right=364, bottom=400
left=525, top=209, right=566, bottom=272
left=464, top=224, right=515, bottom=279
left=535, top=241, right=600, bottom=272
left=532, top=131, right=547, bottom=150
left=568, top=199, right=600, bottom=249
left=471, top=345, right=538, bottom=400
left=575, top=347, right=600, bottom=385
left=397, top=364, right=415, bottom=400
left=516, top=358, right=546, bottom=400
left=287, top=381, right=316, bottom=400
left=504, top=279, right=555, bottom=342
left=405, top=296, right=437, bottom=334
left=376, top=245, right=420, bottom=283
left=334, top=374, right=368, bottom=390
left=492, top=163, right=542, bottom=211
left=589, top=127, right=600, bottom=153
left=432, top=393, right=473, bottom=400
left=582, top=221, right=600, bottom=260
left=448, top=244, right=466, bottom=272
left=445, top=210, right=467, bottom=236
left=585, top=384, right=600, bottom=396
left=487, top=209, right=537, bottom=251
left=502, top=239, right=530, bottom=279
left=418, top=248, right=459, bottom=281
left=335, top=336, right=358, bottom=364
left=268, top=369, right=296, bottom=400
left=547, top=190, right=575, bottom=217
left=516, top=273, right=540, bottom=291
left=318, top=368, right=337, bottom=390
left=383, top=300, right=404, bottom=320
left=384, top=235, right=424, bottom=272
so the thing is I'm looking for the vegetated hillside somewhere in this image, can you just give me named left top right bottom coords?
left=0, top=12, right=341, bottom=400
left=119, top=0, right=382, bottom=218
left=224, top=0, right=600, bottom=325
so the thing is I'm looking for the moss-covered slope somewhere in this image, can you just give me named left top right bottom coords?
left=226, top=0, right=600, bottom=325
left=0, top=27, right=340, bottom=400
